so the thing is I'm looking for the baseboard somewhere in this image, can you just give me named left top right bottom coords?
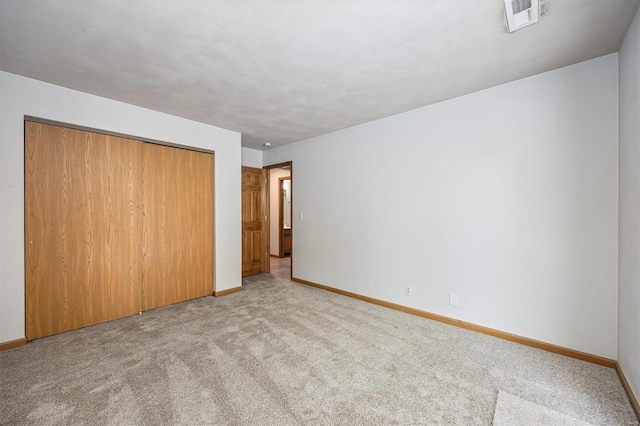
left=0, top=337, right=26, bottom=351
left=213, top=286, right=243, bottom=297
left=292, top=277, right=617, bottom=369
left=616, top=363, right=640, bottom=420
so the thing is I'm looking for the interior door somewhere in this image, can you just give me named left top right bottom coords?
left=242, top=166, right=268, bottom=276
left=142, top=144, right=214, bottom=310
left=25, top=121, right=144, bottom=340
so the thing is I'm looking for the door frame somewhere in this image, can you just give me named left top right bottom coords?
left=278, top=176, right=292, bottom=258
left=264, top=161, right=293, bottom=279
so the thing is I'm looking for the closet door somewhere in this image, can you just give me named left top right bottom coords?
left=141, top=144, right=214, bottom=310
left=25, top=122, right=144, bottom=340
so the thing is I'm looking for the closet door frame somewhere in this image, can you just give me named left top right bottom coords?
left=24, top=117, right=216, bottom=340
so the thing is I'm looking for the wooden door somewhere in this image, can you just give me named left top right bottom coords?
left=242, top=166, right=268, bottom=276
left=25, top=122, right=144, bottom=340
left=142, top=144, right=214, bottom=310
left=25, top=121, right=215, bottom=340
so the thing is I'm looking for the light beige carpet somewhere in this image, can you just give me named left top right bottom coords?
left=493, top=390, right=595, bottom=425
left=1, top=273, right=637, bottom=425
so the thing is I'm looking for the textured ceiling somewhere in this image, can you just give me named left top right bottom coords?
left=1, top=0, right=638, bottom=150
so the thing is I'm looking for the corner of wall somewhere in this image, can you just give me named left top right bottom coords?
left=617, top=3, right=640, bottom=413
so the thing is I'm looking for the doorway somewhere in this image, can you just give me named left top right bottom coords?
left=279, top=177, right=292, bottom=258
left=265, top=162, right=293, bottom=280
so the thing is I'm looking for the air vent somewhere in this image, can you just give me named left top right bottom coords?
left=504, top=0, right=539, bottom=33
left=511, top=0, right=532, bottom=15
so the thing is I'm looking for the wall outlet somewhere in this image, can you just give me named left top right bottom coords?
left=449, top=293, right=459, bottom=307
left=405, top=285, right=412, bottom=296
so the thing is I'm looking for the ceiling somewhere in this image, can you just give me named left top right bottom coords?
left=1, top=0, right=638, bottom=150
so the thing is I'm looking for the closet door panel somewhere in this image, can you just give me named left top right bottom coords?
left=25, top=122, right=143, bottom=340
left=142, top=144, right=213, bottom=310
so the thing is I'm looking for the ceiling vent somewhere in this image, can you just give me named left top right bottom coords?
left=504, top=0, right=539, bottom=33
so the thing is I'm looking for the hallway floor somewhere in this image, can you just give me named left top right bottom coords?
left=270, top=255, right=291, bottom=280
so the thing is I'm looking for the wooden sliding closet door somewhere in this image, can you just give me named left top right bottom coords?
left=25, top=122, right=144, bottom=340
left=142, top=144, right=214, bottom=311
left=25, top=122, right=214, bottom=339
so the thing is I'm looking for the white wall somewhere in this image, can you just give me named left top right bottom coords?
left=242, top=147, right=263, bottom=168
left=0, top=71, right=242, bottom=344
left=265, top=54, right=619, bottom=359
left=269, top=168, right=291, bottom=255
left=618, top=6, right=640, bottom=400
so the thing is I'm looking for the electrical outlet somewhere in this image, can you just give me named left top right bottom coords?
left=405, top=285, right=412, bottom=296
left=449, top=293, right=459, bottom=307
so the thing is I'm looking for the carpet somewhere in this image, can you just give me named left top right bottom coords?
left=492, top=390, right=595, bottom=425
left=1, top=274, right=637, bottom=425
